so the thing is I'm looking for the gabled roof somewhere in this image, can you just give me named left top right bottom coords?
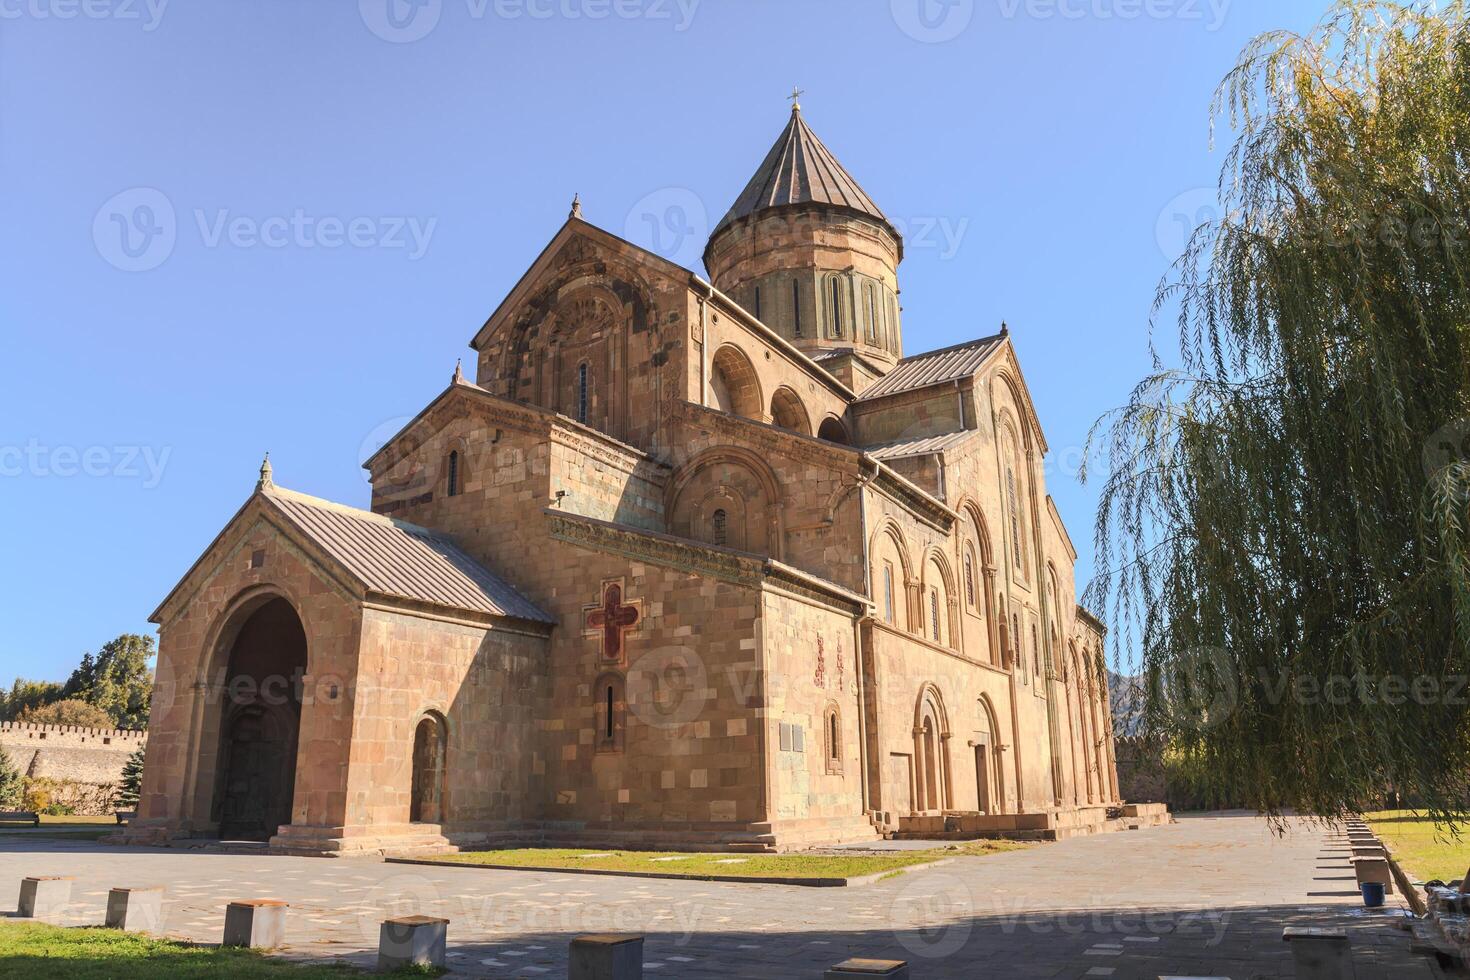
left=152, top=484, right=553, bottom=626
left=857, top=333, right=1006, bottom=401
left=264, top=487, right=553, bottom=623
left=710, top=108, right=899, bottom=248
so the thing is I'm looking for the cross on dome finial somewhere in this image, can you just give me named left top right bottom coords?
left=788, top=86, right=804, bottom=112
left=257, top=452, right=274, bottom=492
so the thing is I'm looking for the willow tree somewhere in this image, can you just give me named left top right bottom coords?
left=1087, top=0, right=1470, bottom=821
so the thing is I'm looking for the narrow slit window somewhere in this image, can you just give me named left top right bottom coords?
left=930, top=588, right=941, bottom=642
left=447, top=451, right=460, bottom=497
left=882, top=563, right=895, bottom=624
left=754, top=285, right=762, bottom=320
left=828, top=277, right=843, bottom=338
left=605, top=684, right=615, bottom=740
left=964, top=553, right=976, bottom=608
left=577, top=363, right=590, bottom=424
left=792, top=279, right=802, bottom=337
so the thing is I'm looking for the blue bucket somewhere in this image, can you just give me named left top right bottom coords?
left=1361, top=882, right=1386, bottom=907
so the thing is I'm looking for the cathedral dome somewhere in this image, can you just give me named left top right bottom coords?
left=704, top=104, right=905, bottom=373
left=708, top=106, right=902, bottom=251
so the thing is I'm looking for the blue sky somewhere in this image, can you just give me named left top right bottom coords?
left=0, top=0, right=1329, bottom=684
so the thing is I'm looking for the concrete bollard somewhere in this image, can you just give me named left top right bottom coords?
left=378, top=915, right=447, bottom=972
left=1283, top=926, right=1350, bottom=980
left=17, top=877, right=73, bottom=918
left=1352, top=856, right=1395, bottom=895
left=825, top=959, right=910, bottom=979
left=105, top=886, right=164, bottom=932
left=222, top=899, right=288, bottom=948
left=569, top=933, right=644, bottom=980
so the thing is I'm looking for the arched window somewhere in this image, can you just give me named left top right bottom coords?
left=887, top=294, right=900, bottom=351
left=595, top=673, right=625, bottom=753
left=446, top=451, right=460, bottom=497
left=712, top=508, right=728, bottom=546
left=1005, top=466, right=1022, bottom=569
left=930, top=588, right=941, bottom=642
left=865, top=282, right=877, bottom=342
left=1031, top=624, right=1042, bottom=680
left=410, top=712, right=447, bottom=824
left=828, top=276, right=843, bottom=338
left=577, top=362, right=590, bottom=424
left=964, top=551, right=977, bottom=609
left=824, top=704, right=842, bottom=774
left=882, top=563, right=896, bottom=625
left=792, top=279, right=803, bottom=337
left=1011, top=613, right=1022, bottom=676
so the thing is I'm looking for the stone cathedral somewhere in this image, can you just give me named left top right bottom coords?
left=126, top=105, right=1136, bottom=856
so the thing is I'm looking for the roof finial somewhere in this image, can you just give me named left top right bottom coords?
left=452, top=358, right=465, bottom=384
left=257, top=452, right=274, bottom=492
left=569, top=193, right=582, bottom=219
left=788, top=86, right=804, bottom=113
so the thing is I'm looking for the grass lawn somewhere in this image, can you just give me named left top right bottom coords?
left=0, top=814, right=119, bottom=841
left=1366, top=809, right=1470, bottom=882
left=0, top=921, right=433, bottom=978
left=429, top=840, right=1027, bottom=880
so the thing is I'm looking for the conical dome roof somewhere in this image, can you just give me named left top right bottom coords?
left=710, top=107, right=899, bottom=248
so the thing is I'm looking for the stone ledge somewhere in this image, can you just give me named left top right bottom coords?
left=383, top=854, right=952, bottom=888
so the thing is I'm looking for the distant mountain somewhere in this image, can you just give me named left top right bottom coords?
left=1109, top=671, right=1145, bottom=737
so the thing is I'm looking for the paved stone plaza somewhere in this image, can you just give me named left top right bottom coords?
left=0, top=814, right=1441, bottom=977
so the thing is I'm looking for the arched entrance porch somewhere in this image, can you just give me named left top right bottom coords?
left=209, top=596, right=306, bottom=841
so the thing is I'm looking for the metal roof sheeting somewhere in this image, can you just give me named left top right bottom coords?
left=712, top=109, right=893, bottom=239
left=867, top=431, right=979, bottom=460
left=266, top=488, right=553, bottom=624
left=858, top=334, right=1005, bottom=401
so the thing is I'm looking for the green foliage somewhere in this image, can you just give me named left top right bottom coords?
left=0, top=678, right=65, bottom=722
left=0, top=920, right=439, bottom=978
left=1087, top=1, right=1470, bottom=821
left=116, top=745, right=145, bottom=809
left=2, top=633, right=154, bottom=728
left=0, top=748, right=23, bottom=810
left=65, top=634, right=154, bottom=729
left=18, top=699, right=115, bottom=729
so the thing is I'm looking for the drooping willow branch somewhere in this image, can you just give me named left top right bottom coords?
left=1086, top=0, right=1470, bottom=824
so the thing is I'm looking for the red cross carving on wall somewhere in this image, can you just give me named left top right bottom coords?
left=585, top=582, right=641, bottom=663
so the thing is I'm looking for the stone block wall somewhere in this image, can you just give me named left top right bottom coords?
left=0, top=723, right=145, bottom=811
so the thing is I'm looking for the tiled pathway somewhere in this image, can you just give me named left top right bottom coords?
left=0, top=813, right=1443, bottom=978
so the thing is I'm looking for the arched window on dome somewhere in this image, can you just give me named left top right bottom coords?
left=792, top=279, right=803, bottom=338
left=865, top=282, right=878, bottom=343
left=446, top=450, right=460, bottom=497
left=711, top=508, right=728, bottom=546
left=827, top=276, right=843, bottom=338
